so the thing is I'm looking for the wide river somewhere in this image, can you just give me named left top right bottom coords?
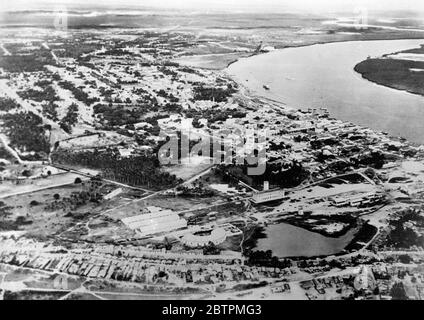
left=227, top=39, right=424, bottom=144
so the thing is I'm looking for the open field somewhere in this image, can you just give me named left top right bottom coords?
left=0, top=172, right=88, bottom=199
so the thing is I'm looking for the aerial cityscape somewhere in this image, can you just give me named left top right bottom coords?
left=0, top=0, right=424, bottom=301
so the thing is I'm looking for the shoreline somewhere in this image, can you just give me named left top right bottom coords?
left=225, top=38, right=424, bottom=145
left=354, top=63, right=424, bottom=98
left=224, top=36, right=424, bottom=70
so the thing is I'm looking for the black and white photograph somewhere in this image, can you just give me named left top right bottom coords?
left=0, top=0, right=424, bottom=304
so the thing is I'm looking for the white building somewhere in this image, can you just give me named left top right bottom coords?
left=251, top=189, right=286, bottom=204
left=330, top=192, right=384, bottom=207
left=121, top=207, right=187, bottom=237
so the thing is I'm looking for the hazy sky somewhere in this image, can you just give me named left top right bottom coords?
left=2, top=0, right=424, bottom=13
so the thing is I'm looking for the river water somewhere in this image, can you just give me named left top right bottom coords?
left=227, top=39, right=424, bottom=144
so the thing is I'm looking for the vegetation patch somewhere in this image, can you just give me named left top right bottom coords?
left=0, top=111, right=50, bottom=154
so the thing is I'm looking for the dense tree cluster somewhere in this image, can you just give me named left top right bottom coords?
left=386, top=210, right=424, bottom=249
left=259, top=161, right=309, bottom=188
left=202, top=242, right=221, bottom=255
left=0, top=97, right=20, bottom=112
left=59, top=103, right=79, bottom=133
left=352, top=151, right=386, bottom=169
left=41, top=102, right=59, bottom=121
left=156, top=89, right=179, bottom=103
left=158, top=66, right=178, bottom=78
left=55, top=42, right=101, bottom=59
left=184, top=107, right=246, bottom=125
left=0, top=51, right=55, bottom=72
left=219, top=160, right=308, bottom=189
left=192, top=84, right=237, bottom=103
left=175, top=184, right=216, bottom=198
left=390, top=282, right=408, bottom=300
left=245, top=249, right=292, bottom=269
left=93, top=102, right=168, bottom=128
left=17, top=85, right=59, bottom=103
left=1, top=111, right=50, bottom=154
left=51, top=148, right=181, bottom=189
left=0, top=201, right=12, bottom=221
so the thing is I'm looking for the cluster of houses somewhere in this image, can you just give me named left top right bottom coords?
left=0, top=236, right=300, bottom=289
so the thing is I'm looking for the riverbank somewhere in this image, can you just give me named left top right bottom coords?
left=176, top=35, right=424, bottom=72
left=227, top=39, right=424, bottom=144
left=225, top=36, right=424, bottom=70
